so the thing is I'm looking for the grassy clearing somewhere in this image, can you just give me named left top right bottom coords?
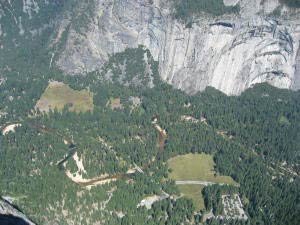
left=106, top=97, right=123, bottom=110
left=168, top=153, right=237, bottom=211
left=168, top=153, right=237, bottom=185
left=35, top=81, right=93, bottom=113
left=178, top=185, right=205, bottom=210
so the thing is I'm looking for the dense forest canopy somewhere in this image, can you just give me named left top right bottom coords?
left=172, top=0, right=240, bottom=21
left=0, top=46, right=299, bottom=224
left=172, top=0, right=300, bottom=23
left=280, top=0, right=300, bottom=7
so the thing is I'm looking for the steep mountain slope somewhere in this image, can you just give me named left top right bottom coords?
left=294, top=38, right=300, bottom=88
left=0, top=0, right=67, bottom=70
left=0, top=0, right=299, bottom=95
left=51, top=0, right=300, bottom=95
left=0, top=198, right=35, bottom=225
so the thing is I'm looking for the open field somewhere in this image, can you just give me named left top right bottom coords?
left=106, top=97, right=123, bottom=110
left=168, top=153, right=237, bottom=185
left=168, top=153, right=238, bottom=211
left=35, top=81, right=93, bottom=113
left=178, top=185, right=205, bottom=210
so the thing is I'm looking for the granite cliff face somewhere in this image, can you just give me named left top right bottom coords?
left=50, top=0, right=300, bottom=95
left=0, top=0, right=300, bottom=95
left=0, top=198, right=35, bottom=225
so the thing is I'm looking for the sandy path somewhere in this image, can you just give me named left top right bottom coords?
left=2, top=123, right=22, bottom=135
left=175, top=181, right=225, bottom=186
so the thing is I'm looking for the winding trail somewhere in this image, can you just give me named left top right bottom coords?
left=152, top=118, right=167, bottom=150
left=28, top=121, right=163, bottom=187
left=175, top=181, right=226, bottom=186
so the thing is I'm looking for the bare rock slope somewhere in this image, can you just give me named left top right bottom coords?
left=0, top=198, right=35, bottom=225
left=51, top=0, right=300, bottom=95
left=1, top=0, right=299, bottom=95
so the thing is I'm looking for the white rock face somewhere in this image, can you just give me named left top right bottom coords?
left=0, top=197, right=35, bottom=225
left=22, top=0, right=39, bottom=19
left=53, top=0, right=300, bottom=95
left=223, top=0, right=240, bottom=6
left=294, top=37, right=300, bottom=89
left=2, top=123, right=22, bottom=135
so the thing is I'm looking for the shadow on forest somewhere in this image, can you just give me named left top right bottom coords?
left=0, top=214, right=30, bottom=225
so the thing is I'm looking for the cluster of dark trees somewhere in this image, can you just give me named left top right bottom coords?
left=172, top=0, right=240, bottom=22
left=171, top=0, right=299, bottom=24
left=280, top=0, right=300, bottom=7
left=202, top=185, right=239, bottom=216
left=98, top=46, right=159, bottom=88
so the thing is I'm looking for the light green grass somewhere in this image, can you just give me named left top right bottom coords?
left=178, top=185, right=205, bottom=210
left=36, top=82, right=94, bottom=113
left=168, top=153, right=237, bottom=185
left=168, top=153, right=238, bottom=211
left=106, top=97, right=122, bottom=110
left=279, top=116, right=290, bottom=125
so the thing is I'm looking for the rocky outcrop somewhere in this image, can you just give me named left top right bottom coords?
left=163, top=17, right=300, bottom=95
left=0, top=198, right=35, bottom=225
left=293, top=39, right=300, bottom=89
left=1, top=0, right=299, bottom=95
left=50, top=0, right=300, bottom=95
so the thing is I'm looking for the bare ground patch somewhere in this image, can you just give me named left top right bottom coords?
left=35, top=81, right=93, bottom=113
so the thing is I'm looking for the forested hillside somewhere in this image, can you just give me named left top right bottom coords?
left=280, top=0, right=300, bottom=7
left=172, top=0, right=300, bottom=23
left=172, top=0, right=240, bottom=21
left=0, top=46, right=299, bottom=224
